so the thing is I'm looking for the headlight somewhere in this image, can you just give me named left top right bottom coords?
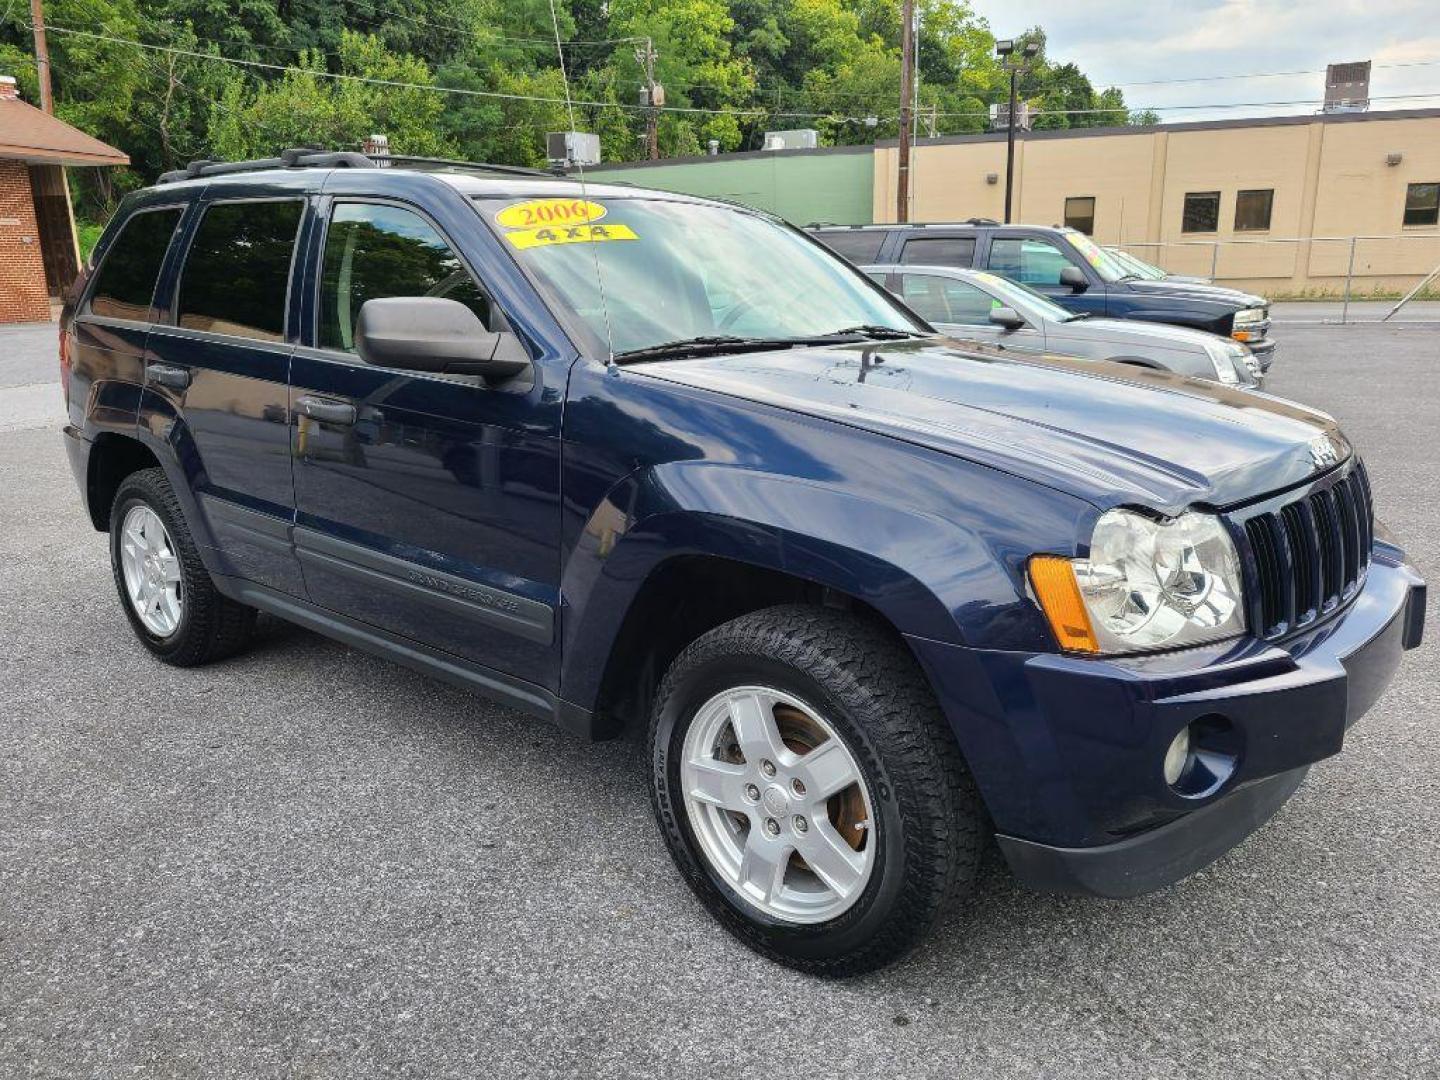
left=1233, top=307, right=1264, bottom=326
left=1030, top=509, right=1246, bottom=654
left=1205, top=340, right=1242, bottom=384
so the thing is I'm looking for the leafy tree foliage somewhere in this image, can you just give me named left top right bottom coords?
left=0, top=0, right=1151, bottom=217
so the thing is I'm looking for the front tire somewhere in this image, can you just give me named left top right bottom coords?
left=649, top=605, right=983, bottom=976
left=109, top=468, right=256, bottom=666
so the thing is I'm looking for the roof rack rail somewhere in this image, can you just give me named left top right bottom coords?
left=157, top=148, right=373, bottom=185
left=156, top=149, right=557, bottom=185
left=378, top=156, right=553, bottom=178
left=962, top=216, right=1000, bottom=226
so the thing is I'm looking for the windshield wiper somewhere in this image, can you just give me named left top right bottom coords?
left=613, top=336, right=804, bottom=364
left=823, top=324, right=925, bottom=340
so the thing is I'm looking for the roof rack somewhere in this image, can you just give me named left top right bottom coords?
left=156, top=147, right=555, bottom=185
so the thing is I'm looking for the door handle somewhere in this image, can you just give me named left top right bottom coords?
left=296, top=396, right=357, bottom=426
left=147, top=363, right=191, bottom=390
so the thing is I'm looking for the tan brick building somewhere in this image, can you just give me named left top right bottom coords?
left=873, top=108, right=1440, bottom=295
left=0, top=75, right=127, bottom=323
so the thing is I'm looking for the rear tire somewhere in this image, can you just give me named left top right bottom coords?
left=648, top=605, right=983, bottom=976
left=109, top=468, right=256, bottom=666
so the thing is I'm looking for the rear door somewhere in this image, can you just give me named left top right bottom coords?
left=143, top=191, right=309, bottom=595
left=288, top=196, right=562, bottom=683
left=895, top=233, right=977, bottom=270
left=982, top=232, right=1108, bottom=316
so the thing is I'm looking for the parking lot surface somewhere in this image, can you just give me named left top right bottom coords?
left=2, top=323, right=1436, bottom=1078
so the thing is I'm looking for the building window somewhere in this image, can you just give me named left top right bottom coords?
left=1403, top=183, right=1439, bottom=226
left=1063, top=196, right=1096, bottom=236
left=1234, top=189, right=1274, bottom=231
left=1181, top=192, right=1221, bottom=233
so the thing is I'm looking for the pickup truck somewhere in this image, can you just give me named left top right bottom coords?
left=62, top=154, right=1420, bottom=975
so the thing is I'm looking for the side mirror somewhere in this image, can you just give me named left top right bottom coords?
left=988, top=305, right=1027, bottom=331
left=1059, top=265, right=1089, bottom=292
left=355, top=297, right=530, bottom=382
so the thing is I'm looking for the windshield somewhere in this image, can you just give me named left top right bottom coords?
left=1067, top=231, right=1133, bottom=284
left=1108, top=248, right=1165, bottom=280
left=474, top=196, right=923, bottom=355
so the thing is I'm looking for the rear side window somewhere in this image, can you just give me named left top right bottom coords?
left=319, top=203, right=493, bottom=352
left=816, top=230, right=887, bottom=264
left=899, top=236, right=975, bottom=268
left=176, top=200, right=303, bottom=341
left=88, top=208, right=183, bottom=321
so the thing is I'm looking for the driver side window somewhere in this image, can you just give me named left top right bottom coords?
left=987, top=238, right=1074, bottom=286
left=319, top=203, right=494, bottom=352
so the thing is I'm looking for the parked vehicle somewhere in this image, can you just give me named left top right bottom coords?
left=63, top=153, right=1423, bottom=976
left=1104, top=246, right=1213, bottom=286
left=864, top=263, right=1262, bottom=387
left=811, top=221, right=1274, bottom=373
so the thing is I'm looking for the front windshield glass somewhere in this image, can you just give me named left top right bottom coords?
left=1067, top=231, right=1133, bottom=284
left=1109, top=248, right=1164, bottom=280
left=474, top=195, right=923, bottom=355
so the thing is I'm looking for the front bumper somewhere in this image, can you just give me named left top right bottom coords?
left=908, top=546, right=1423, bottom=898
left=1242, top=334, right=1275, bottom=372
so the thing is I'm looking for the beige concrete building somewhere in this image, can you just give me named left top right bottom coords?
left=873, top=108, right=1440, bottom=296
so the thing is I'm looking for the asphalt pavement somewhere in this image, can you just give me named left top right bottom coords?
left=1, top=322, right=1436, bottom=1078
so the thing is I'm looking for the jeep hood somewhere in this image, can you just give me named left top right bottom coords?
left=631, top=337, right=1343, bottom=513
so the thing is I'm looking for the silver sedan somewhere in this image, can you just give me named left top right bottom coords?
left=863, top=263, right=1263, bottom=388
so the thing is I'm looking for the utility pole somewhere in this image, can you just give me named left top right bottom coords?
left=897, top=0, right=914, bottom=222
left=30, top=0, right=54, bottom=113
left=636, top=38, right=660, bottom=161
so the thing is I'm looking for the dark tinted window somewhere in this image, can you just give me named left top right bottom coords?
left=1403, top=182, right=1439, bottom=226
left=176, top=200, right=303, bottom=341
left=1234, top=189, right=1273, bottom=231
left=1063, top=196, right=1095, bottom=236
left=89, top=208, right=182, bottom=321
left=320, top=203, right=492, bottom=352
left=899, top=236, right=976, bottom=267
left=1182, top=191, right=1220, bottom=233
left=815, top=229, right=887, bottom=264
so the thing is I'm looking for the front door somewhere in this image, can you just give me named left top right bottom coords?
left=288, top=199, right=563, bottom=684
left=893, top=270, right=1046, bottom=354
left=984, top=234, right=1108, bottom=317
left=143, top=195, right=307, bottom=596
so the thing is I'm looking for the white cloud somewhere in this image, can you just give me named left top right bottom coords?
left=966, top=0, right=1440, bottom=120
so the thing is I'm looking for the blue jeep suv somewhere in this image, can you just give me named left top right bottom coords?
left=61, top=151, right=1423, bottom=975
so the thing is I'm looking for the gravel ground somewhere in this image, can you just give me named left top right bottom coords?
left=1, top=324, right=1436, bottom=1079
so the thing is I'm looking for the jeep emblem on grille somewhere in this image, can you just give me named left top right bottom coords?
left=1309, top=436, right=1340, bottom=470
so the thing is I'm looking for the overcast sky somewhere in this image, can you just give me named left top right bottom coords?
left=966, top=0, right=1440, bottom=122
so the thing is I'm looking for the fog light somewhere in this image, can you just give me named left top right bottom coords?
left=1163, top=726, right=1192, bottom=786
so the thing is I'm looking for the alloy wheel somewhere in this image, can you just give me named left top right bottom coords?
left=119, top=504, right=183, bottom=637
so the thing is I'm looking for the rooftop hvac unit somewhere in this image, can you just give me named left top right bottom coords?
left=1323, top=60, right=1371, bottom=113
left=762, top=129, right=819, bottom=151
left=546, top=131, right=601, bottom=168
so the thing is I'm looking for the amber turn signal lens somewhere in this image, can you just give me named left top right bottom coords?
left=1231, top=330, right=1251, bottom=342
left=1029, top=555, right=1100, bottom=654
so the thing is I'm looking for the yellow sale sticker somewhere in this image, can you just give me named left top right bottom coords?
left=504, top=222, right=639, bottom=250
left=496, top=198, right=607, bottom=230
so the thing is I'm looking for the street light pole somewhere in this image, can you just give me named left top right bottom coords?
left=1004, top=64, right=1018, bottom=223
left=995, top=38, right=1040, bottom=225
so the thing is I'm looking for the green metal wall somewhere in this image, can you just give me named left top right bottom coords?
left=585, top=150, right=874, bottom=226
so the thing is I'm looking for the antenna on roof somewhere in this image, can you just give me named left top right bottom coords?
left=546, top=0, right=615, bottom=362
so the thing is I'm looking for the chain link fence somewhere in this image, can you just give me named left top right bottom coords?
left=1114, top=234, right=1440, bottom=323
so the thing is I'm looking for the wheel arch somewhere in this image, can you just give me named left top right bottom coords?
left=84, top=432, right=161, bottom=531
